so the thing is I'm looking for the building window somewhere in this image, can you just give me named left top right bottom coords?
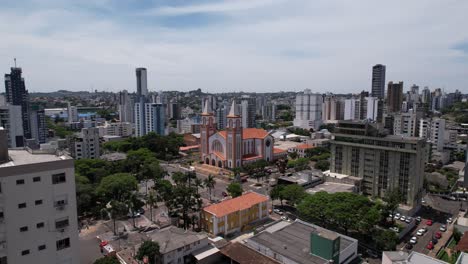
left=35, top=199, right=43, bottom=205
left=16, top=179, right=25, bottom=185
left=38, top=245, right=46, bottom=251
left=33, top=176, right=41, bottom=182
left=56, top=238, right=70, bottom=251
left=55, top=218, right=69, bottom=229
left=20, top=226, right=28, bottom=232
left=52, top=173, right=66, bottom=184
left=37, top=222, right=44, bottom=228
left=21, top=250, right=30, bottom=256
left=18, top=203, right=26, bottom=209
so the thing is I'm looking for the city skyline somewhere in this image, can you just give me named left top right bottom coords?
left=1, top=0, right=468, bottom=93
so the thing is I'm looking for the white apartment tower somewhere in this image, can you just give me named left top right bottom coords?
left=70, top=127, right=100, bottom=159
left=293, top=89, right=323, bottom=130
left=118, top=90, right=134, bottom=123
left=365, top=97, right=379, bottom=121
left=344, top=98, right=360, bottom=121
left=66, top=102, right=78, bottom=124
left=0, top=129, right=80, bottom=264
left=393, top=113, right=418, bottom=137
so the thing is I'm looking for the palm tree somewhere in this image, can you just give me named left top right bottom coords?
left=204, top=175, right=216, bottom=201
left=146, top=190, right=158, bottom=222
left=194, top=178, right=203, bottom=194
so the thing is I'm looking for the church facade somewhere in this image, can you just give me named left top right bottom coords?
left=200, top=101, right=275, bottom=169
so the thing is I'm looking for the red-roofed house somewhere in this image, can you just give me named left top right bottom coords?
left=200, top=100, right=276, bottom=169
left=202, top=192, right=269, bottom=236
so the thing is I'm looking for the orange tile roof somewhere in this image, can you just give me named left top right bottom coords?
left=203, top=192, right=268, bottom=217
left=242, top=154, right=262, bottom=161
left=179, top=145, right=200, bottom=151
left=296, top=144, right=313, bottom=150
left=242, top=128, right=269, bottom=139
left=216, top=128, right=269, bottom=139
left=273, top=148, right=287, bottom=154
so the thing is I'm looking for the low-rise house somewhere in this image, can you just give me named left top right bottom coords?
left=245, top=219, right=358, bottom=264
left=202, top=192, right=269, bottom=236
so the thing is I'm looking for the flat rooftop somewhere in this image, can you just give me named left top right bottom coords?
left=247, top=220, right=357, bottom=264
left=0, top=149, right=71, bottom=168
left=306, top=182, right=355, bottom=194
left=146, top=226, right=207, bottom=254
left=273, top=140, right=303, bottom=151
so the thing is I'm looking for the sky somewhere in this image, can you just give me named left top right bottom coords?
left=1, top=0, right=468, bottom=94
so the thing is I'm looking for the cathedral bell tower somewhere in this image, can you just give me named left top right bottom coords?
left=226, top=100, right=242, bottom=168
left=200, top=99, right=216, bottom=164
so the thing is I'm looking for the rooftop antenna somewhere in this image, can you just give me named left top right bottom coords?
left=14, top=58, right=17, bottom=67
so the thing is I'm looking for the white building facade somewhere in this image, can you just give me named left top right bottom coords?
left=0, top=133, right=79, bottom=264
left=70, top=127, right=100, bottom=160
left=293, top=89, right=323, bottom=130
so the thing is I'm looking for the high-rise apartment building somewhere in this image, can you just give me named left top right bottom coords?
left=322, top=95, right=344, bottom=121
left=0, top=130, right=80, bottom=264
left=240, top=96, right=256, bottom=128
left=421, top=87, right=431, bottom=104
left=135, top=103, right=166, bottom=137
left=419, top=118, right=446, bottom=152
left=329, top=121, right=427, bottom=207
left=293, top=89, right=323, bottom=130
left=97, top=122, right=133, bottom=137
left=344, top=98, right=360, bottom=120
left=387, top=81, right=404, bottom=113
left=262, top=102, right=276, bottom=122
left=30, top=105, right=47, bottom=144
left=365, top=97, right=380, bottom=121
left=0, top=104, right=24, bottom=147
left=4, top=67, right=31, bottom=139
left=371, top=64, right=386, bottom=99
left=215, top=102, right=229, bottom=130
left=118, top=90, right=134, bottom=123
left=67, top=102, right=78, bottom=124
left=69, top=127, right=100, bottom=159
left=393, top=112, right=419, bottom=137
left=135, top=68, right=148, bottom=100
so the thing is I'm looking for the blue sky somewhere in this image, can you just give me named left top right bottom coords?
left=1, top=0, right=467, bottom=93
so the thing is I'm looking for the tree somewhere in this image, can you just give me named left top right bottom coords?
left=146, top=190, right=158, bottom=222
left=298, top=192, right=331, bottom=227
left=280, top=184, right=306, bottom=206
left=136, top=241, right=160, bottom=264
left=204, top=175, right=216, bottom=201
left=93, top=255, right=120, bottom=264
left=96, top=173, right=138, bottom=203
left=289, top=151, right=298, bottom=160
left=270, top=184, right=285, bottom=206
left=276, top=158, right=287, bottom=174
left=314, top=160, right=330, bottom=171
left=227, top=182, right=243, bottom=198
left=75, top=174, right=96, bottom=216
left=127, top=193, right=145, bottom=228
left=374, top=229, right=398, bottom=251
left=105, top=200, right=128, bottom=235
left=383, top=189, right=404, bottom=221
left=454, top=228, right=462, bottom=242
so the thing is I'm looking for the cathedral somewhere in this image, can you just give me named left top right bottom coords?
left=200, top=100, right=276, bottom=169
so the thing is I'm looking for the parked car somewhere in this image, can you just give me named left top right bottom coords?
left=416, top=216, right=422, bottom=222
left=432, top=238, right=438, bottom=245
left=427, top=242, right=434, bottom=250
left=127, top=210, right=141, bottom=218
left=389, top=214, right=393, bottom=218
left=416, top=228, right=425, bottom=236
left=422, top=198, right=426, bottom=203
left=405, top=217, right=412, bottom=223
left=426, top=220, right=433, bottom=226
left=409, top=237, right=417, bottom=244
left=281, top=216, right=288, bottom=221
left=435, top=232, right=442, bottom=239
left=450, top=196, right=457, bottom=201
left=137, top=208, right=145, bottom=214
left=447, top=218, right=453, bottom=224
left=400, top=216, right=406, bottom=222
left=440, top=225, right=447, bottom=232
left=405, top=243, right=413, bottom=250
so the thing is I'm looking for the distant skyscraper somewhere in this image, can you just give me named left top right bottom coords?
left=67, top=102, right=78, bottom=124
left=136, top=68, right=148, bottom=100
left=118, top=90, right=134, bottom=123
left=371, top=64, right=386, bottom=99
left=421, top=87, right=431, bottom=104
left=365, top=97, right=380, bottom=121
left=135, top=103, right=166, bottom=136
left=293, top=89, right=322, bottom=130
left=4, top=67, right=31, bottom=139
left=240, top=96, right=256, bottom=128
left=30, top=104, right=47, bottom=144
left=387, top=81, right=404, bottom=113
left=344, top=98, right=359, bottom=120
left=322, top=95, right=345, bottom=121
left=0, top=103, right=24, bottom=147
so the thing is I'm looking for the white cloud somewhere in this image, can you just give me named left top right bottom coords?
left=0, top=0, right=467, bottom=93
